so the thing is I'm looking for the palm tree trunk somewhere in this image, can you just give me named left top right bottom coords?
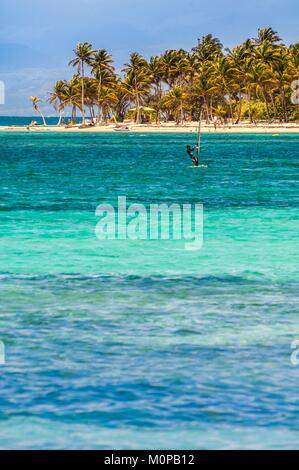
left=261, top=88, right=271, bottom=123
left=57, top=113, right=62, bottom=126
left=36, top=107, right=46, bottom=126
left=136, top=92, right=140, bottom=124
left=281, top=86, right=288, bottom=122
left=98, top=75, right=103, bottom=123
left=234, top=88, right=242, bottom=124
left=227, top=95, right=234, bottom=124
left=248, top=89, right=253, bottom=123
left=81, top=61, right=85, bottom=125
left=157, top=82, right=162, bottom=124
left=270, top=94, right=277, bottom=121
left=209, top=97, right=213, bottom=122
left=109, top=106, right=117, bottom=123
left=235, top=100, right=242, bottom=124
left=73, top=106, right=77, bottom=123
left=180, top=99, right=183, bottom=124
left=57, top=101, right=63, bottom=126
left=203, top=97, right=209, bottom=124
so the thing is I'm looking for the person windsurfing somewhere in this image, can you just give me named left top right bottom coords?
left=186, top=144, right=199, bottom=167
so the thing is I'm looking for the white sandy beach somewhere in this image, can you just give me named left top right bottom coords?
left=1, top=122, right=299, bottom=134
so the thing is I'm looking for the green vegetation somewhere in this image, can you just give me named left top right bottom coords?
left=48, top=28, right=299, bottom=124
left=30, top=96, right=47, bottom=126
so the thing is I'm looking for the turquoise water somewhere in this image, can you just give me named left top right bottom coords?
left=0, top=116, right=81, bottom=126
left=0, top=131, right=298, bottom=449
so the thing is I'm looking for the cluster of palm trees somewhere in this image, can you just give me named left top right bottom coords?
left=45, top=28, right=299, bottom=125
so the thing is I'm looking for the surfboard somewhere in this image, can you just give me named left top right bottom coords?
left=190, top=165, right=208, bottom=168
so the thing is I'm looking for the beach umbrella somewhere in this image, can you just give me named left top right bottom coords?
left=130, top=106, right=155, bottom=112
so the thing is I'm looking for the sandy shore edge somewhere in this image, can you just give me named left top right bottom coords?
left=1, top=123, right=299, bottom=134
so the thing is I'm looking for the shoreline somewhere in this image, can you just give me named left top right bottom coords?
left=1, top=123, right=299, bottom=134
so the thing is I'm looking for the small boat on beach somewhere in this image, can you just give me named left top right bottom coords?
left=114, top=125, right=131, bottom=132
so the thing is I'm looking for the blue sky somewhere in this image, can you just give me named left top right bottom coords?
left=0, top=0, right=298, bottom=115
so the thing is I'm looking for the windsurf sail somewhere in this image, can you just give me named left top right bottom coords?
left=196, top=109, right=202, bottom=164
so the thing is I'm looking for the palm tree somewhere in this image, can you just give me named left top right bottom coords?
left=61, top=75, right=82, bottom=123
left=253, top=28, right=282, bottom=46
left=272, top=50, right=295, bottom=122
left=91, top=49, right=114, bottom=75
left=91, top=49, right=116, bottom=122
left=148, top=56, right=165, bottom=123
left=192, top=34, right=223, bottom=62
left=163, top=86, right=188, bottom=124
left=83, top=77, right=98, bottom=121
left=48, top=80, right=67, bottom=125
left=159, top=49, right=191, bottom=122
left=192, top=65, right=214, bottom=122
left=172, top=50, right=191, bottom=86
left=114, top=87, right=130, bottom=122
left=172, top=51, right=191, bottom=122
left=123, top=53, right=152, bottom=123
left=226, top=46, right=249, bottom=123
left=254, top=41, right=281, bottom=68
left=69, top=42, right=94, bottom=124
left=247, top=62, right=274, bottom=122
left=209, top=56, right=236, bottom=122
left=213, top=104, right=228, bottom=122
left=290, top=43, right=299, bottom=71
left=98, top=87, right=119, bottom=122
left=30, top=96, right=46, bottom=125
left=160, top=49, right=190, bottom=87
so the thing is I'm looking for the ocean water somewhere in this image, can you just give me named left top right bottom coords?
left=0, top=131, right=298, bottom=449
left=0, top=116, right=81, bottom=126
